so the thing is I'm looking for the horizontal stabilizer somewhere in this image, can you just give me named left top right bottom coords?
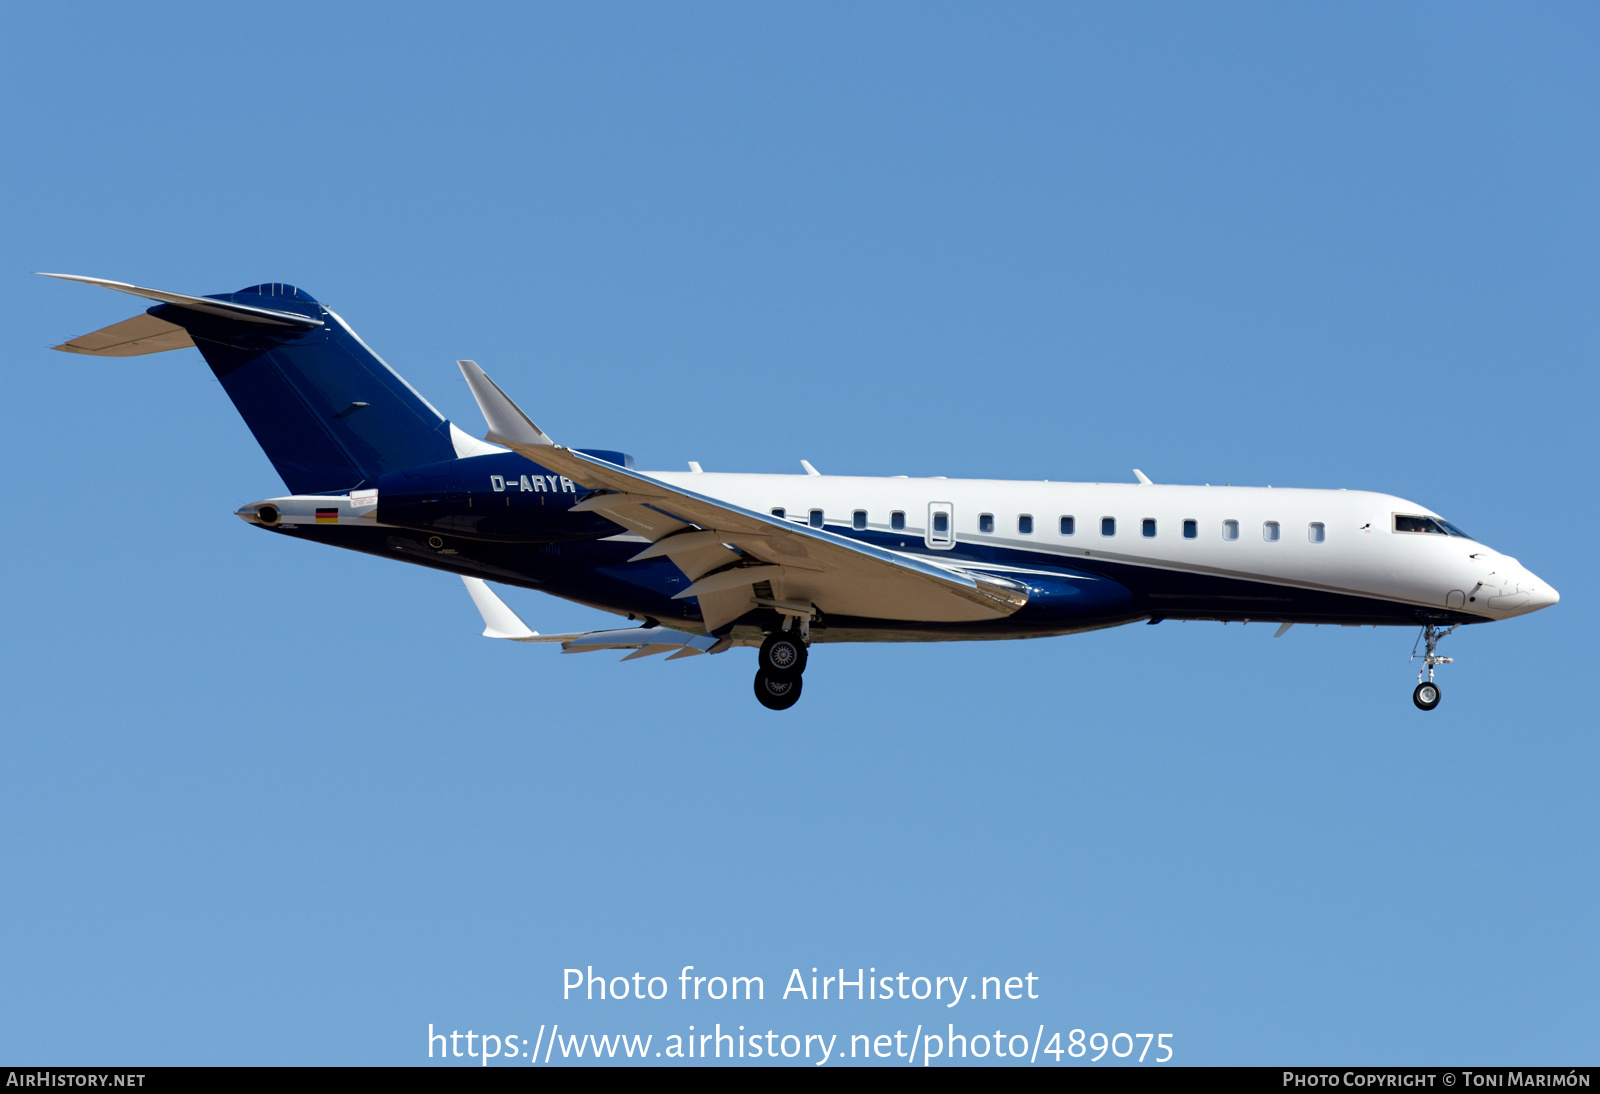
left=53, top=311, right=195, bottom=356
left=38, top=273, right=324, bottom=329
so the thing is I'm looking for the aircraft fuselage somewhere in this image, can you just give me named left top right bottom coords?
left=242, top=456, right=1555, bottom=644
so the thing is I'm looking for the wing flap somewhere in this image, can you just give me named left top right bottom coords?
left=582, top=498, right=692, bottom=539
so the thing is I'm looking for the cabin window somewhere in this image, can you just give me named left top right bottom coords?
left=852, top=510, right=867, bottom=531
left=1223, top=520, right=1239, bottom=541
left=1059, top=515, right=1075, bottom=536
left=979, top=513, right=994, bottom=534
left=891, top=511, right=906, bottom=531
left=932, top=511, right=949, bottom=533
left=1309, top=522, right=1325, bottom=543
left=771, top=507, right=785, bottom=519
left=1183, top=519, right=1198, bottom=539
left=1018, top=514, right=1033, bottom=534
left=1142, top=518, right=1156, bottom=538
left=809, top=509, right=824, bottom=528
left=1101, top=517, right=1116, bottom=537
left=1263, top=521, right=1280, bottom=542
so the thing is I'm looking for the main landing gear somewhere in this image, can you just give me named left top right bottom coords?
left=1411, top=623, right=1457, bottom=711
left=754, top=669, right=803, bottom=710
left=753, top=616, right=811, bottom=711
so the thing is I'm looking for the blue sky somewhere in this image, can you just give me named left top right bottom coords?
left=1, top=2, right=1594, bottom=1065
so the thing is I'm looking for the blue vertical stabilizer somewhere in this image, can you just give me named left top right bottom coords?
left=143, top=284, right=457, bottom=493
left=46, top=275, right=461, bottom=494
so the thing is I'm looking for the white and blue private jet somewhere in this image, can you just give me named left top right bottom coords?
left=48, top=274, right=1559, bottom=710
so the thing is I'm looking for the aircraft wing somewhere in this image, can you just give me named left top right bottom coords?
left=460, top=577, right=725, bottom=659
left=457, top=361, right=1029, bottom=631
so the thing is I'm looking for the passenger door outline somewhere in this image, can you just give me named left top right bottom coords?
left=926, top=501, right=955, bottom=550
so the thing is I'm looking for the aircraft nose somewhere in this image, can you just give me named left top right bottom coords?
left=1497, top=567, right=1559, bottom=615
left=1474, top=561, right=1558, bottom=616
left=1525, top=575, right=1560, bottom=612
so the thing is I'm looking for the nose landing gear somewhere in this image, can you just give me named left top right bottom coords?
left=753, top=609, right=813, bottom=710
left=1413, top=680, right=1441, bottom=711
left=1410, top=624, right=1456, bottom=711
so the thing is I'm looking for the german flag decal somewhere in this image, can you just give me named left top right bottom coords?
left=315, top=508, right=339, bottom=524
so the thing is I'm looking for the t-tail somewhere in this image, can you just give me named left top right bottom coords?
left=42, top=273, right=490, bottom=493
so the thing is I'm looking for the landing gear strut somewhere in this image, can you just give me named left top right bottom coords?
left=753, top=608, right=813, bottom=710
left=1411, top=623, right=1456, bottom=711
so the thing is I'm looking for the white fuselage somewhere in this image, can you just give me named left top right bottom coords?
left=649, top=472, right=1558, bottom=623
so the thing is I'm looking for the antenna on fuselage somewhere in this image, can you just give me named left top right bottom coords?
left=1133, top=469, right=1153, bottom=485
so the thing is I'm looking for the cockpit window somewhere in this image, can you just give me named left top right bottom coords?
left=1394, top=514, right=1473, bottom=539
left=1395, top=515, right=1444, bottom=535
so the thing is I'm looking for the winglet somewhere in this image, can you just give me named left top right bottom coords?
left=456, top=360, right=553, bottom=448
left=461, top=576, right=540, bottom=640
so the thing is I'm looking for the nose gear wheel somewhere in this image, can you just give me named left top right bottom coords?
left=1409, top=624, right=1456, bottom=712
